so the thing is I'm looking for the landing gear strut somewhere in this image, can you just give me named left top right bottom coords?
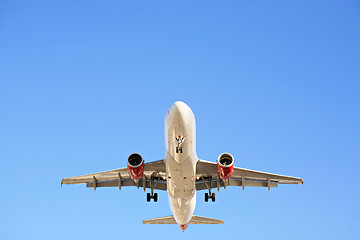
left=146, top=176, right=158, bottom=202
left=204, top=176, right=215, bottom=202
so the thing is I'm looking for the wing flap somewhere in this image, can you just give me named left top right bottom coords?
left=86, top=178, right=167, bottom=191
left=196, top=179, right=278, bottom=190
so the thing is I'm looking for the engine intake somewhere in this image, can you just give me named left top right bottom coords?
left=127, top=153, right=144, bottom=181
left=217, top=153, right=234, bottom=180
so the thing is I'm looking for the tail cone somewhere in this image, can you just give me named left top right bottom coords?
left=178, top=222, right=189, bottom=232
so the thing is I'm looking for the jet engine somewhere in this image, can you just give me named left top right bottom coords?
left=217, top=153, right=234, bottom=180
left=127, top=153, right=144, bottom=181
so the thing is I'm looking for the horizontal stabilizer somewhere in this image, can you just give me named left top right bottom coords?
left=190, top=216, right=224, bottom=224
left=143, top=215, right=176, bottom=224
left=143, top=215, right=223, bottom=224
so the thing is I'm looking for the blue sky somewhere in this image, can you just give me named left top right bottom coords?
left=1, top=1, right=359, bottom=239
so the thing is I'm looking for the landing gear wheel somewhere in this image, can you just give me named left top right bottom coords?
left=154, top=193, right=158, bottom=202
left=205, top=193, right=209, bottom=202
left=147, top=192, right=158, bottom=202
left=211, top=193, right=215, bottom=202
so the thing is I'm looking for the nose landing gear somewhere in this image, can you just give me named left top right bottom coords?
left=176, top=147, right=183, bottom=153
left=175, top=136, right=185, bottom=153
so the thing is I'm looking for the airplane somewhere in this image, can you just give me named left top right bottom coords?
left=61, top=101, right=303, bottom=231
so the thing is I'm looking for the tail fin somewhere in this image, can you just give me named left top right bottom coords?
left=143, top=215, right=224, bottom=224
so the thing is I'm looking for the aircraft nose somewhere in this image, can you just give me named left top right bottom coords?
left=167, top=102, right=185, bottom=121
left=172, top=102, right=181, bottom=114
left=165, top=101, right=194, bottom=127
left=168, top=101, right=192, bottom=119
left=172, top=101, right=185, bottom=112
left=173, top=101, right=190, bottom=112
left=178, top=222, right=189, bottom=232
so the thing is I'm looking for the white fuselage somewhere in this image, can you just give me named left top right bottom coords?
left=164, top=101, right=197, bottom=226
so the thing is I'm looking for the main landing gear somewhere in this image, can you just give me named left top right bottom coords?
left=146, top=176, right=158, bottom=202
left=204, top=176, right=216, bottom=202
left=147, top=192, right=158, bottom=202
left=205, top=192, right=215, bottom=202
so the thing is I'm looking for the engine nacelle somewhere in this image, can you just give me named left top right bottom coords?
left=217, top=153, right=234, bottom=180
left=127, top=153, right=144, bottom=181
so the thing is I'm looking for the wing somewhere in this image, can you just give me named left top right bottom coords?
left=61, top=160, right=167, bottom=191
left=196, top=160, right=303, bottom=191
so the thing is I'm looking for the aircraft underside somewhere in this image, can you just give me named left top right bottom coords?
left=62, top=101, right=303, bottom=231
